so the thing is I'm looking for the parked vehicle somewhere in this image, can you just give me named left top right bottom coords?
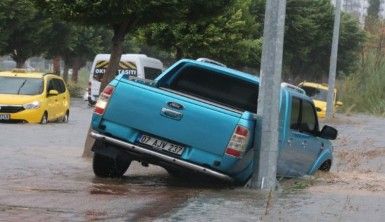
left=90, top=59, right=337, bottom=184
left=0, top=69, right=70, bottom=123
left=87, top=54, right=163, bottom=106
left=298, top=81, right=343, bottom=118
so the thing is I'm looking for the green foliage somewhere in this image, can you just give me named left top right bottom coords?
left=339, top=16, right=385, bottom=116
left=337, top=14, right=366, bottom=76
left=339, top=53, right=385, bottom=116
left=43, top=21, right=109, bottom=62
left=35, top=0, right=232, bottom=31
left=65, top=26, right=106, bottom=62
left=35, top=0, right=232, bottom=91
left=66, top=81, right=85, bottom=98
left=66, top=68, right=90, bottom=98
left=252, top=0, right=365, bottom=81
left=142, top=0, right=262, bottom=69
left=367, top=0, right=381, bottom=19
left=0, top=0, right=50, bottom=67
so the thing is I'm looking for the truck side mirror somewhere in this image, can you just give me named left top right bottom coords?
left=319, top=125, right=337, bottom=140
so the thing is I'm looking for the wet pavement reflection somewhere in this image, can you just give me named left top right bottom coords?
left=1, top=100, right=385, bottom=221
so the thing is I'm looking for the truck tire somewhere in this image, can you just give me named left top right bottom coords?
left=93, top=153, right=131, bottom=178
left=319, top=160, right=331, bottom=172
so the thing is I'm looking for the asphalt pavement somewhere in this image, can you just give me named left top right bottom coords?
left=1, top=99, right=385, bottom=221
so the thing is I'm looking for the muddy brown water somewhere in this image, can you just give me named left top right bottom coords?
left=1, top=100, right=385, bottom=221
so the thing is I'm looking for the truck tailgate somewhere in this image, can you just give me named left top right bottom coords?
left=101, top=79, right=242, bottom=157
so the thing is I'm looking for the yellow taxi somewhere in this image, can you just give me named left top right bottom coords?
left=0, top=69, right=70, bottom=123
left=298, top=81, right=342, bottom=118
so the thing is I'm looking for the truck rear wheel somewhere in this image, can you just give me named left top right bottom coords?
left=93, top=153, right=131, bottom=178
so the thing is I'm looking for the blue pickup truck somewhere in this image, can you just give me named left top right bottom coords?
left=90, top=59, right=337, bottom=184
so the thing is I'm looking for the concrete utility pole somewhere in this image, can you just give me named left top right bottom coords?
left=248, top=0, right=287, bottom=190
left=326, top=0, right=342, bottom=119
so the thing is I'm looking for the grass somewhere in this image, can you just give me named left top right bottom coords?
left=338, top=53, right=385, bottom=116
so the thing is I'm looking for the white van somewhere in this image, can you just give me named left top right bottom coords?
left=87, top=54, right=163, bottom=105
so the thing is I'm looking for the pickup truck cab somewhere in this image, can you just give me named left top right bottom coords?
left=90, top=59, right=337, bottom=184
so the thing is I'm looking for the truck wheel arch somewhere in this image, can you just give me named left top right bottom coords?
left=318, top=159, right=332, bottom=171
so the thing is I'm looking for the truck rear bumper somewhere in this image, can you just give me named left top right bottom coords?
left=90, top=131, right=234, bottom=182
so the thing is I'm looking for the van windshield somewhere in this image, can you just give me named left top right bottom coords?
left=0, top=77, right=43, bottom=95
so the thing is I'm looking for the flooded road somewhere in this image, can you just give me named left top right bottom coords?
left=1, top=100, right=385, bottom=221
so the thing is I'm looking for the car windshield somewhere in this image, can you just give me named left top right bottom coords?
left=300, top=86, right=328, bottom=101
left=0, top=77, right=43, bottom=95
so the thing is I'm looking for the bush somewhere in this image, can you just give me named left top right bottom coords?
left=339, top=53, right=385, bottom=116
left=66, top=81, right=85, bottom=98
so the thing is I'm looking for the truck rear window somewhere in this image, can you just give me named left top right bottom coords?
left=169, top=66, right=258, bottom=112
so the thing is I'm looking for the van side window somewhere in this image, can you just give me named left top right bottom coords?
left=301, top=100, right=317, bottom=133
left=290, top=97, right=301, bottom=130
left=144, top=67, right=162, bottom=80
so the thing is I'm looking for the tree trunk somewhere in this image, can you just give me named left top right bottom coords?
left=99, top=22, right=129, bottom=92
left=82, top=127, right=95, bottom=158
left=175, top=47, right=183, bottom=60
left=53, top=56, right=61, bottom=75
left=71, top=57, right=81, bottom=83
left=15, top=58, right=26, bottom=68
left=63, top=62, right=69, bottom=83
left=83, top=22, right=129, bottom=158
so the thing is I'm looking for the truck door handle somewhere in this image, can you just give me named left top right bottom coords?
left=160, top=108, right=183, bottom=121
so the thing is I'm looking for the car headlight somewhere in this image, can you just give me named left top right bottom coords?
left=23, top=101, right=40, bottom=109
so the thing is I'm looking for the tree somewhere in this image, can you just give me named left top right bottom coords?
left=43, top=21, right=73, bottom=75
left=35, top=0, right=232, bottom=91
left=142, top=0, right=262, bottom=69
left=0, top=0, right=49, bottom=67
left=252, top=0, right=365, bottom=81
left=34, top=0, right=232, bottom=158
left=63, top=26, right=106, bottom=83
left=367, top=0, right=381, bottom=20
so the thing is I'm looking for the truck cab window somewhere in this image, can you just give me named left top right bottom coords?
left=169, top=65, right=258, bottom=112
left=290, top=97, right=301, bottom=130
left=300, top=100, right=318, bottom=133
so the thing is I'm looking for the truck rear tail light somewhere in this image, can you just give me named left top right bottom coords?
left=94, top=85, right=114, bottom=115
left=225, top=125, right=250, bottom=158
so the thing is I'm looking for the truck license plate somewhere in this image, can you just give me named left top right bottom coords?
left=0, top=114, right=10, bottom=120
left=138, top=134, right=184, bottom=155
